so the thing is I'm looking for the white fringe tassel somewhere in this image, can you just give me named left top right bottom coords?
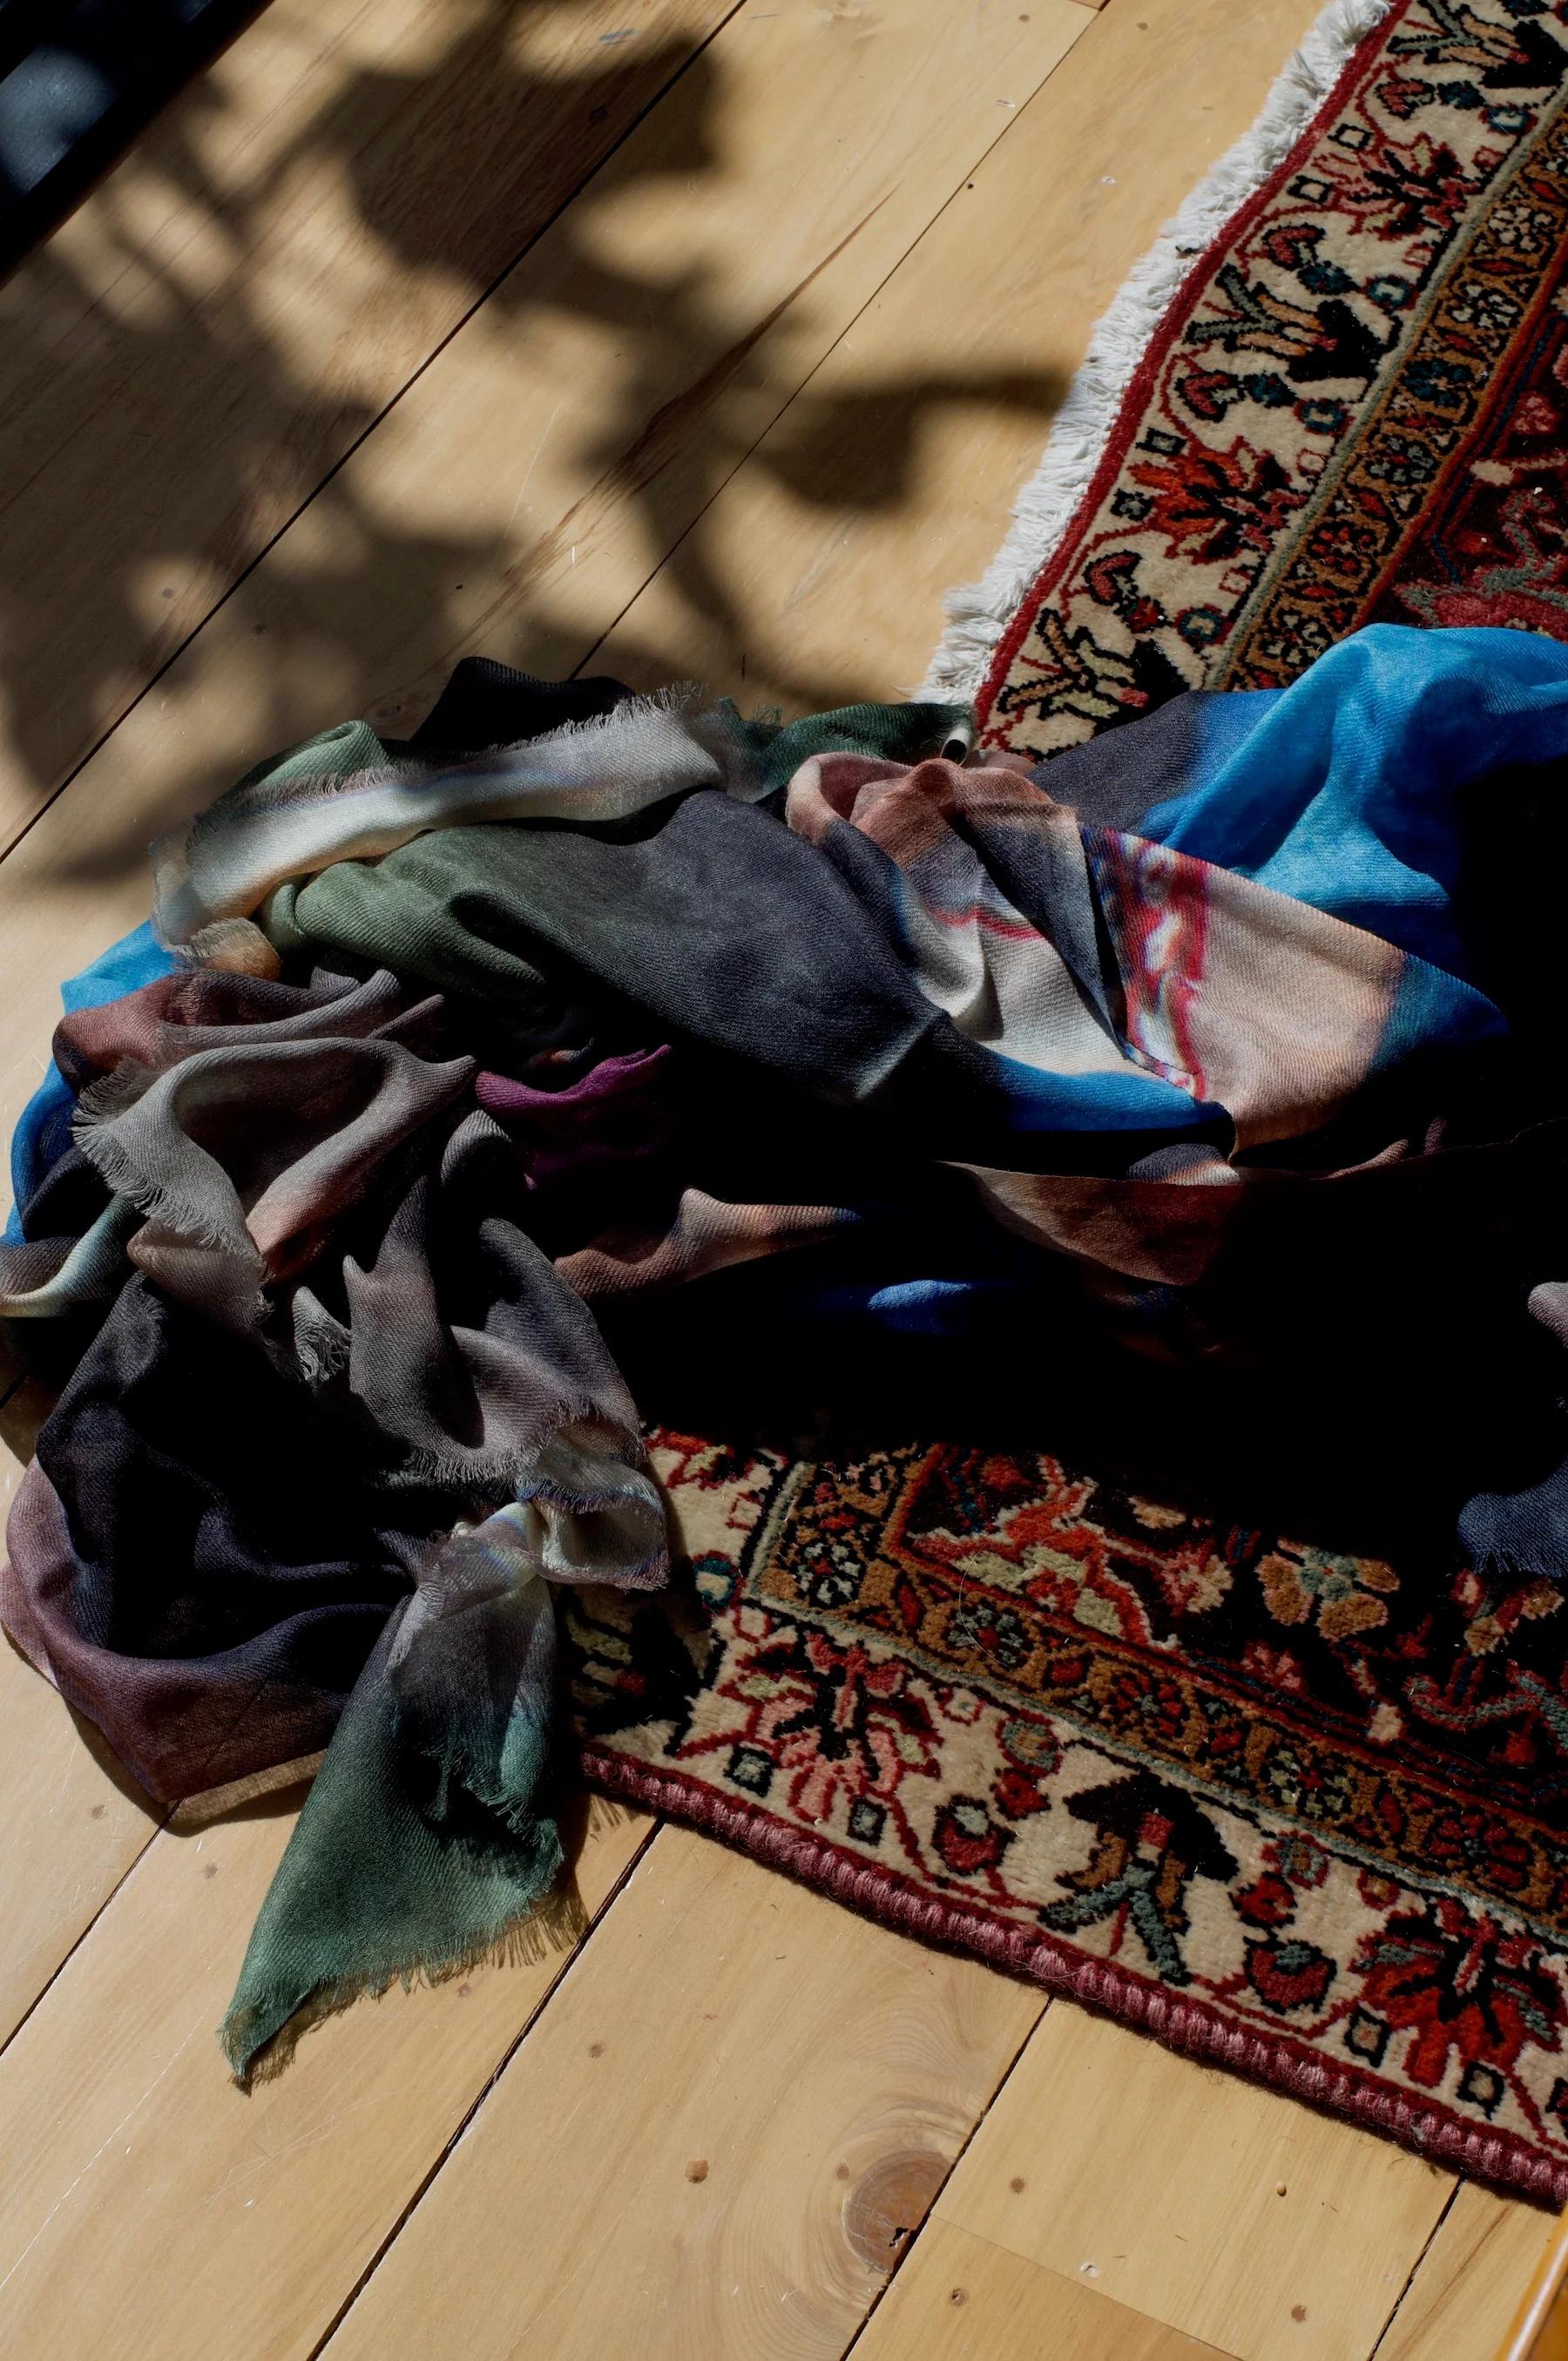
left=917, top=0, right=1392, bottom=705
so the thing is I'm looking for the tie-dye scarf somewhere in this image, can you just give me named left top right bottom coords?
left=153, top=686, right=747, bottom=957
left=5, top=957, right=673, bottom=2067
left=9, top=625, right=1568, bottom=2074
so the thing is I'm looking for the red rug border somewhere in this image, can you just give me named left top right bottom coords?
left=581, top=1742, right=1568, bottom=2209
left=971, top=0, right=1421, bottom=734
left=580, top=3, right=1568, bottom=2204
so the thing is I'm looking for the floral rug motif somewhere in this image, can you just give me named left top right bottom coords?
left=976, top=0, right=1568, bottom=758
left=571, top=1427, right=1568, bottom=2201
left=569, top=0, right=1568, bottom=2202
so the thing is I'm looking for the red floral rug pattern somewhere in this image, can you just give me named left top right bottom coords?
left=568, top=0, right=1568, bottom=2202
left=571, top=1424, right=1568, bottom=2202
left=976, top=0, right=1568, bottom=757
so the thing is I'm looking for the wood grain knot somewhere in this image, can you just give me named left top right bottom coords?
left=842, top=2148, right=947, bottom=2272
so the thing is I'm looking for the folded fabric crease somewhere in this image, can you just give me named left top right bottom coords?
left=6, top=627, right=1568, bottom=2075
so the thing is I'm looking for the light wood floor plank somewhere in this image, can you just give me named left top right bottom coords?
left=1375, top=2185, right=1558, bottom=2361
left=0, top=0, right=1092, bottom=1127
left=932, top=2008, right=1452, bottom=2361
left=0, top=0, right=733, bottom=822
left=317, top=1825, right=1044, bottom=2361
left=850, top=2216, right=1237, bottom=2361
left=0, top=1797, right=652, bottom=2361
left=0, top=1384, right=157, bottom=2049
left=305, top=0, right=1090, bottom=733
left=591, top=0, right=1335, bottom=710
left=0, top=1645, right=156, bottom=2051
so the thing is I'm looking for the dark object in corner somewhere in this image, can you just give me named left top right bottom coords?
left=0, top=0, right=265, bottom=274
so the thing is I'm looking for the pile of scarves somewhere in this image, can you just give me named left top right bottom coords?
left=6, top=621, right=1568, bottom=2075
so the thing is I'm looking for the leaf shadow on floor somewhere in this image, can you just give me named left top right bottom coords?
left=2, top=0, right=1062, bottom=881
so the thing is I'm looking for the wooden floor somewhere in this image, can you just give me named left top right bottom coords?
left=0, top=2, right=1558, bottom=2354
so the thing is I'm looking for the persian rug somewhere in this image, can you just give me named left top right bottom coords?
left=937, top=0, right=1568, bottom=754
left=570, top=0, right=1568, bottom=2202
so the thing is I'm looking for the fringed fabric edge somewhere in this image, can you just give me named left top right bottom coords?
left=222, top=1881, right=588, bottom=2084
left=916, top=0, right=1394, bottom=705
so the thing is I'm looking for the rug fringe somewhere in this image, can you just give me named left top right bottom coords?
left=916, top=0, right=1393, bottom=706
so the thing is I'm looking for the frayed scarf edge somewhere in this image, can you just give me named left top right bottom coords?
left=220, top=1878, right=588, bottom=2083
left=71, top=1091, right=261, bottom=1268
left=916, top=0, right=1393, bottom=702
left=152, top=682, right=747, bottom=948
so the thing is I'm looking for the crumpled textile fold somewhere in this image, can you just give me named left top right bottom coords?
left=219, top=1409, right=667, bottom=2073
left=12, top=1012, right=670, bottom=2067
left=8, top=625, right=1568, bottom=2076
left=3, top=919, right=177, bottom=1242
left=153, top=681, right=746, bottom=951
